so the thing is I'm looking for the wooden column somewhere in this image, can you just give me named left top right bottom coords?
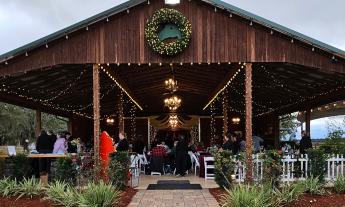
left=35, top=109, right=41, bottom=138
left=93, top=64, right=100, bottom=173
left=245, top=63, right=253, bottom=184
left=67, top=117, right=73, bottom=133
left=305, top=109, right=311, bottom=136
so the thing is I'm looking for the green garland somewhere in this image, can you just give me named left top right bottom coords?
left=145, top=8, right=192, bottom=56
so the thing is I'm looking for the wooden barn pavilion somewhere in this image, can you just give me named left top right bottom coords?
left=1, top=0, right=345, bottom=178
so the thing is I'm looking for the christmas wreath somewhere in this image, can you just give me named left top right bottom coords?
left=145, top=8, right=192, bottom=56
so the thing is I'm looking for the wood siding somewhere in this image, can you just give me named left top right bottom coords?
left=1, top=0, right=344, bottom=76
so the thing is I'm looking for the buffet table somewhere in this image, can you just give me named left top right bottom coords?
left=0, top=153, right=67, bottom=158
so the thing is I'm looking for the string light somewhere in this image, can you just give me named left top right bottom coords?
left=101, top=65, right=143, bottom=110
left=222, top=89, right=229, bottom=136
left=129, top=104, right=136, bottom=143
left=190, top=125, right=199, bottom=143
left=203, top=64, right=243, bottom=110
left=210, top=102, right=216, bottom=145
left=118, top=91, right=124, bottom=133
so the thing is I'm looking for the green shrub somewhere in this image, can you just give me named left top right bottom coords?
left=273, top=183, right=305, bottom=205
left=260, top=150, right=282, bottom=187
left=0, top=178, right=18, bottom=198
left=334, top=175, right=345, bottom=193
left=4, top=154, right=31, bottom=181
left=16, top=177, right=42, bottom=199
left=302, top=176, right=325, bottom=195
left=306, top=148, right=327, bottom=182
left=53, top=157, right=77, bottom=184
left=319, top=130, right=345, bottom=155
left=76, top=181, right=121, bottom=207
left=108, top=152, right=129, bottom=190
left=214, top=150, right=235, bottom=189
left=221, top=185, right=272, bottom=207
left=44, top=180, right=79, bottom=207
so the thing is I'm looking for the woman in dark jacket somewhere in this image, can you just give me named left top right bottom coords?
left=175, top=135, right=189, bottom=176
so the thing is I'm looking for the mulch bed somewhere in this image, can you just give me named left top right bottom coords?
left=0, top=196, right=54, bottom=207
left=283, top=193, right=345, bottom=207
left=117, top=187, right=138, bottom=207
left=0, top=187, right=138, bottom=207
left=209, top=188, right=226, bottom=203
left=209, top=188, right=345, bottom=207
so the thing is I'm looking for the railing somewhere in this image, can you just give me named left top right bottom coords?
left=233, top=154, right=345, bottom=183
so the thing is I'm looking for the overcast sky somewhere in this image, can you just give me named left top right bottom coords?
left=0, top=0, right=344, bottom=138
left=0, top=0, right=345, bottom=55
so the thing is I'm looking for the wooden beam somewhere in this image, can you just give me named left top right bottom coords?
left=35, top=109, right=42, bottom=138
left=245, top=63, right=253, bottom=184
left=92, top=64, right=100, bottom=177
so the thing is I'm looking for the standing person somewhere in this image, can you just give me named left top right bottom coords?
left=175, top=135, right=189, bottom=176
left=36, top=130, right=56, bottom=180
left=221, top=133, right=233, bottom=152
left=299, top=131, right=312, bottom=154
left=99, top=131, right=115, bottom=181
left=66, top=132, right=77, bottom=153
left=252, top=134, right=264, bottom=153
left=133, top=134, right=145, bottom=154
left=53, top=133, right=68, bottom=154
left=239, top=137, right=246, bottom=153
left=47, top=130, right=57, bottom=146
left=117, top=131, right=129, bottom=152
left=231, top=134, right=240, bottom=155
left=36, top=130, right=55, bottom=154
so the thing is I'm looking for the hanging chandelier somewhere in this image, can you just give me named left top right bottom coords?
left=164, top=78, right=178, bottom=92
left=164, top=95, right=182, bottom=111
left=168, top=115, right=179, bottom=128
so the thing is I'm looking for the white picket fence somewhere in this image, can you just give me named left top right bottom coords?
left=234, top=154, right=345, bottom=183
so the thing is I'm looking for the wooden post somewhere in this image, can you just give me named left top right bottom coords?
left=305, top=109, right=311, bottom=136
left=35, top=109, right=41, bottom=138
left=93, top=64, right=100, bottom=176
left=245, top=63, right=253, bottom=184
left=67, top=117, right=73, bottom=133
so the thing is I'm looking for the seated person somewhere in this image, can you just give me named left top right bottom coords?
left=150, top=142, right=167, bottom=174
left=151, top=142, right=167, bottom=157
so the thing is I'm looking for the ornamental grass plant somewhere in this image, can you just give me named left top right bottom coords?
left=220, top=185, right=272, bottom=207
left=16, top=177, right=42, bottom=199
left=0, top=178, right=18, bottom=198
left=44, top=180, right=121, bottom=207
left=44, top=180, right=79, bottom=207
left=272, top=182, right=305, bottom=205
left=334, top=175, right=345, bottom=193
left=76, top=181, right=121, bottom=207
left=302, top=176, right=325, bottom=195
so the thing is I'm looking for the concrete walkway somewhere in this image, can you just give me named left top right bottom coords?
left=127, top=189, right=219, bottom=207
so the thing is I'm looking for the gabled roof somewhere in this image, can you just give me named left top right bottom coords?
left=1, top=0, right=344, bottom=62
